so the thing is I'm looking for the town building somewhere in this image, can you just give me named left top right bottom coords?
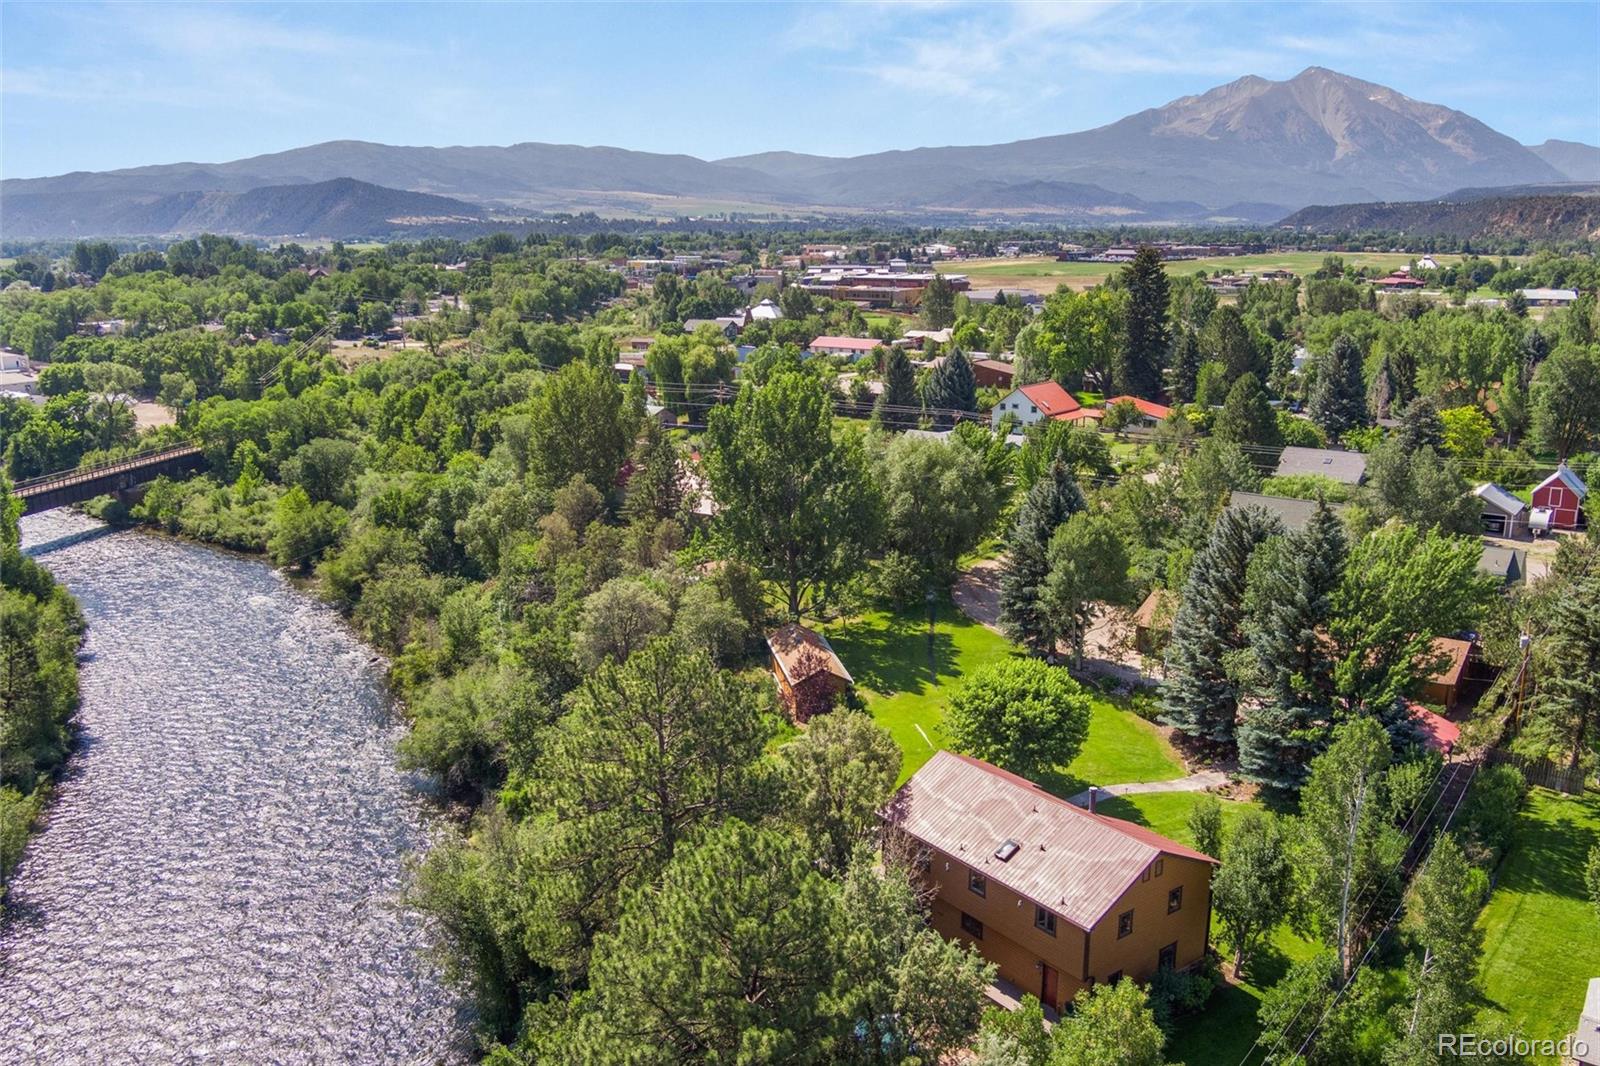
left=990, top=382, right=1082, bottom=430
left=1519, top=288, right=1579, bottom=307
left=766, top=623, right=853, bottom=723
left=748, top=298, right=783, bottom=321
left=1530, top=462, right=1588, bottom=531
left=972, top=358, right=1017, bottom=390
left=1273, top=446, right=1369, bottom=486
left=884, top=751, right=1216, bottom=1012
left=806, top=336, right=880, bottom=361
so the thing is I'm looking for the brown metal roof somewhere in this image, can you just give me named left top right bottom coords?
left=883, top=751, right=1215, bottom=931
left=767, top=623, right=854, bottom=687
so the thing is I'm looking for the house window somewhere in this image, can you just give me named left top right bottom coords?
left=1034, top=906, right=1057, bottom=936
left=1106, top=970, right=1123, bottom=985
left=960, top=912, right=984, bottom=940
left=1159, top=942, right=1178, bottom=971
left=1168, top=887, right=1183, bottom=914
left=968, top=870, right=987, bottom=898
left=1117, top=910, right=1134, bottom=939
left=1030, top=405, right=1038, bottom=413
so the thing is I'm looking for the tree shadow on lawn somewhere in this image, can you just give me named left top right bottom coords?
left=1494, top=790, right=1600, bottom=901
left=830, top=605, right=1016, bottom=700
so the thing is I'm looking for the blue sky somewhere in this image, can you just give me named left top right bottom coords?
left=3, top=1, right=1597, bottom=179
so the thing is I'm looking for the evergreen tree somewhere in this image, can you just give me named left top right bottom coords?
left=873, top=346, right=919, bottom=430
left=1213, top=372, right=1283, bottom=450
left=1307, top=334, right=1369, bottom=441
left=1367, top=353, right=1399, bottom=421
left=1395, top=396, right=1445, bottom=453
left=922, top=274, right=957, bottom=329
left=1200, top=305, right=1260, bottom=382
left=1116, top=246, right=1170, bottom=398
left=1160, top=505, right=1282, bottom=751
left=1524, top=567, right=1600, bottom=771
left=923, top=348, right=978, bottom=424
left=1238, top=500, right=1347, bottom=791
left=621, top=421, right=684, bottom=524
left=999, top=463, right=1087, bottom=654
left=1170, top=329, right=1201, bottom=404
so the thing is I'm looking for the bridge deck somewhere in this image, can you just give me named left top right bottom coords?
left=14, top=444, right=205, bottom=499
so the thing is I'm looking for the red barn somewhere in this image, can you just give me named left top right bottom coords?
left=1530, top=463, right=1589, bottom=532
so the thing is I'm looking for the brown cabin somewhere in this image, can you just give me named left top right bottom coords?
left=767, top=623, right=853, bottom=723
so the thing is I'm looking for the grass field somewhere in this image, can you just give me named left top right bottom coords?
left=821, top=601, right=1185, bottom=788
left=1476, top=787, right=1600, bottom=1061
left=939, top=251, right=1463, bottom=295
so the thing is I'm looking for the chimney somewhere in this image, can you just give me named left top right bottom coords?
left=1088, top=786, right=1099, bottom=813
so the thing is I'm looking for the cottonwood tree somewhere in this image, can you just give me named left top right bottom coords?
left=1116, top=246, right=1170, bottom=399
left=1531, top=343, right=1600, bottom=458
left=1213, top=809, right=1292, bottom=976
left=946, top=659, right=1092, bottom=780
left=1293, top=718, right=1407, bottom=980
left=1386, top=834, right=1486, bottom=1066
left=1161, top=505, right=1282, bottom=751
left=1238, top=500, right=1347, bottom=790
left=523, top=360, right=636, bottom=493
left=705, top=369, right=880, bottom=619
left=1328, top=524, right=1497, bottom=735
left=1364, top=438, right=1480, bottom=536
left=1000, top=462, right=1087, bottom=654
left=878, top=434, right=999, bottom=586
left=1187, top=794, right=1224, bottom=862
left=1041, top=511, right=1132, bottom=669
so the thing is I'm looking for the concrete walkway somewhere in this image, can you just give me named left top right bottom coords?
left=1067, top=771, right=1230, bottom=809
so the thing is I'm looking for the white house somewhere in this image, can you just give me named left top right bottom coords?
left=989, top=381, right=1082, bottom=430
left=807, top=336, right=879, bottom=361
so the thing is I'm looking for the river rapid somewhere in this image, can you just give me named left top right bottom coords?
left=1, top=510, right=469, bottom=1064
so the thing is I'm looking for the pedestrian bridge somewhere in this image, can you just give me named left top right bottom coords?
left=13, top=443, right=206, bottom=515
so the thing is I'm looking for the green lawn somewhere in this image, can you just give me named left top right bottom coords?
left=1095, top=791, right=1254, bottom=848
left=1476, top=787, right=1600, bottom=1060
left=822, top=602, right=1184, bottom=788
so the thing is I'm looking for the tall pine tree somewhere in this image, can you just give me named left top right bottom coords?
left=1161, top=505, right=1281, bottom=751
left=1307, top=333, right=1368, bottom=441
left=1170, top=329, right=1201, bottom=404
left=998, top=463, right=1087, bottom=654
left=1238, top=500, right=1348, bottom=791
left=1116, top=246, right=1170, bottom=399
left=923, top=348, right=977, bottom=426
left=873, top=346, right=919, bottom=430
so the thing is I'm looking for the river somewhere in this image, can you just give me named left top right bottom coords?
left=1, top=510, right=470, bottom=1063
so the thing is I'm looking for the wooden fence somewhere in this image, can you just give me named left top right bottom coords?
left=1485, top=747, right=1591, bottom=795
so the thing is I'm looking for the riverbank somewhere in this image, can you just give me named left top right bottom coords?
left=2, top=508, right=469, bottom=1061
left=0, top=502, right=85, bottom=919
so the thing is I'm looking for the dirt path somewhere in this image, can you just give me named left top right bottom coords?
left=1067, top=771, right=1230, bottom=809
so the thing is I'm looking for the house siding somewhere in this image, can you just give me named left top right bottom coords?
left=915, top=842, right=1212, bottom=1011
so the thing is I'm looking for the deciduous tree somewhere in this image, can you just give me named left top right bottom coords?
left=946, top=659, right=1092, bottom=780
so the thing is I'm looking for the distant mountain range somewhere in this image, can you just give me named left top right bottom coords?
left=3, top=67, right=1595, bottom=239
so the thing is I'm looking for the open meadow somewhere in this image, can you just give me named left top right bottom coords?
left=937, top=251, right=1466, bottom=295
